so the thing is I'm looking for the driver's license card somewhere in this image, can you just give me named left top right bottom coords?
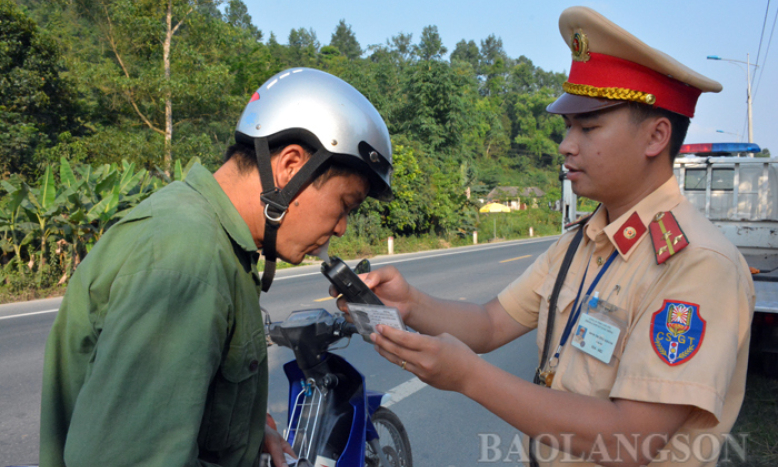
left=346, top=303, right=407, bottom=337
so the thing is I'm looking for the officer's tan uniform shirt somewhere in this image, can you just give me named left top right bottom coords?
left=498, top=177, right=755, bottom=466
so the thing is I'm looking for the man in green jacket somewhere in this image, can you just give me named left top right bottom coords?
left=40, top=68, right=394, bottom=467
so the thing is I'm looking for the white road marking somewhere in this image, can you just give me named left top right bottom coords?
left=382, top=353, right=490, bottom=407
left=371, top=238, right=551, bottom=268
left=382, top=377, right=428, bottom=408
left=0, top=308, right=59, bottom=320
left=274, top=236, right=557, bottom=282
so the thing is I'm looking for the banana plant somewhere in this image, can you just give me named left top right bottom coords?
left=21, top=166, right=67, bottom=285
left=53, top=158, right=94, bottom=277
left=87, top=183, right=121, bottom=240
left=0, top=180, right=37, bottom=266
left=1, top=156, right=200, bottom=288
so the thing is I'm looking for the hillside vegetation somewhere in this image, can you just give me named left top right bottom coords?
left=1, top=0, right=566, bottom=300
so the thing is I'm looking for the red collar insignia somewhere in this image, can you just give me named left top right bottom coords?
left=613, top=211, right=646, bottom=256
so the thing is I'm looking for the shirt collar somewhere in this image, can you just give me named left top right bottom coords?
left=185, top=164, right=259, bottom=254
left=584, top=177, right=684, bottom=261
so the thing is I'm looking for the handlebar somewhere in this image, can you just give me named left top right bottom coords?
left=339, top=321, right=359, bottom=336
left=267, top=309, right=359, bottom=370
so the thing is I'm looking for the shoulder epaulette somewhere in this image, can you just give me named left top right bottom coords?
left=649, top=211, right=689, bottom=264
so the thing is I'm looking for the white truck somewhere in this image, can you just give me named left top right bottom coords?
left=673, top=142, right=776, bottom=376
left=560, top=142, right=777, bottom=376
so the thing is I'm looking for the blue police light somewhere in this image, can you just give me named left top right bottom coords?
left=679, top=143, right=762, bottom=154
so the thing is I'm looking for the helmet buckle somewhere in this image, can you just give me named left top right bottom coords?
left=263, top=204, right=286, bottom=223
left=261, top=191, right=288, bottom=224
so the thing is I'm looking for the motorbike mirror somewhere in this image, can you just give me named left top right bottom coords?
left=354, top=259, right=371, bottom=274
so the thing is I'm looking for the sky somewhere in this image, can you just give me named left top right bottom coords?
left=244, top=0, right=778, bottom=154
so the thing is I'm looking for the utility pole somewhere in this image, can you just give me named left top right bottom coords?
left=707, top=54, right=758, bottom=143
left=746, top=53, right=753, bottom=144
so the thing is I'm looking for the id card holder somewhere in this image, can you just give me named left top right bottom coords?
left=570, top=293, right=628, bottom=365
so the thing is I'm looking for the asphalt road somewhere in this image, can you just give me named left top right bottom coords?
left=0, top=236, right=557, bottom=467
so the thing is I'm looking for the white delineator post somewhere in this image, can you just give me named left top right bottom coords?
left=388, top=236, right=394, bottom=255
left=529, top=227, right=534, bottom=237
left=473, top=231, right=478, bottom=244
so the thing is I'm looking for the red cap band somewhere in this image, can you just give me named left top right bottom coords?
left=568, top=53, right=702, bottom=117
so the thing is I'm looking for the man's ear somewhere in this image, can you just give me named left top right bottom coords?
left=645, top=117, right=672, bottom=160
left=272, top=145, right=310, bottom=189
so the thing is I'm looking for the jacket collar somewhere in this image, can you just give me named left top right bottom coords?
left=185, top=164, right=258, bottom=255
left=584, top=177, right=683, bottom=261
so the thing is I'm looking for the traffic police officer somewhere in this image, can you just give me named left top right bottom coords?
left=357, top=6, right=755, bottom=466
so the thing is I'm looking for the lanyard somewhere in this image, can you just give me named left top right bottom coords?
left=549, top=249, right=618, bottom=367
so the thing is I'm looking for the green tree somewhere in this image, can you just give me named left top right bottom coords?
left=512, top=91, right=565, bottom=166
left=329, top=19, right=361, bottom=60
left=267, top=31, right=287, bottom=62
left=450, top=39, right=480, bottom=71
left=414, top=25, right=447, bottom=61
left=224, top=0, right=262, bottom=41
left=1, top=6, right=576, bottom=249
left=389, top=32, right=414, bottom=65
left=32, top=0, right=252, bottom=171
left=288, top=27, right=320, bottom=66
left=337, top=58, right=398, bottom=123
left=399, top=60, right=471, bottom=156
left=479, top=34, right=509, bottom=96
left=366, top=32, right=413, bottom=73
left=383, top=143, right=425, bottom=233
left=463, top=96, right=511, bottom=160
left=0, top=0, right=81, bottom=177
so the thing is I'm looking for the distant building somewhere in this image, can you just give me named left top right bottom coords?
left=519, top=187, right=545, bottom=198
left=484, top=186, right=545, bottom=210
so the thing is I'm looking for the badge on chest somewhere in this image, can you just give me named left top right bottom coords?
left=570, top=292, right=628, bottom=365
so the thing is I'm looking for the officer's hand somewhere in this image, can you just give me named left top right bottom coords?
left=330, top=266, right=415, bottom=321
left=371, top=324, right=479, bottom=393
left=262, top=422, right=296, bottom=467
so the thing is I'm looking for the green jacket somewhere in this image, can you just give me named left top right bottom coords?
left=40, top=164, right=269, bottom=467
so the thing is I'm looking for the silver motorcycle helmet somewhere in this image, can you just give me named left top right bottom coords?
left=234, top=68, right=393, bottom=291
left=235, top=67, right=393, bottom=201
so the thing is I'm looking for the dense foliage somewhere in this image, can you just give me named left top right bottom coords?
left=1, top=0, right=567, bottom=294
left=0, top=156, right=200, bottom=292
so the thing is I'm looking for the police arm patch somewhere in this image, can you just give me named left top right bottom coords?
left=650, top=300, right=706, bottom=366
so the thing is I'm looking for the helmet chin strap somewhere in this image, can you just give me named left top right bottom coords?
left=253, top=138, right=331, bottom=292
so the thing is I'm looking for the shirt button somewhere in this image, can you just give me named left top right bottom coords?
left=249, top=360, right=259, bottom=372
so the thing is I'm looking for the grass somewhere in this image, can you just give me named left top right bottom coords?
left=0, top=283, right=67, bottom=304
left=728, top=373, right=778, bottom=466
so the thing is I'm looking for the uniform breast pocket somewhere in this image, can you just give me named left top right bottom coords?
left=534, top=275, right=578, bottom=357
left=200, top=339, right=266, bottom=452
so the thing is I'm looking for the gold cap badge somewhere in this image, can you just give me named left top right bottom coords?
left=571, top=30, right=590, bottom=62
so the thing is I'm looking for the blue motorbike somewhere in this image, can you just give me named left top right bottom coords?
left=266, top=308, right=412, bottom=467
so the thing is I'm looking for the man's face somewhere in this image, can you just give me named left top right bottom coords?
left=274, top=172, right=369, bottom=265
left=560, top=105, right=649, bottom=208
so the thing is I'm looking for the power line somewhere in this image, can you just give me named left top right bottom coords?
left=753, top=0, right=771, bottom=84
left=753, top=2, right=778, bottom=99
